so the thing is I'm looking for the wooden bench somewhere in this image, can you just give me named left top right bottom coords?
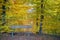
left=10, top=25, right=32, bottom=37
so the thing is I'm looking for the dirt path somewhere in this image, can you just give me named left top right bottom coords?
left=0, top=33, right=60, bottom=40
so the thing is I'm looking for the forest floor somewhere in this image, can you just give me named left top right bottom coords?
left=0, top=33, right=60, bottom=40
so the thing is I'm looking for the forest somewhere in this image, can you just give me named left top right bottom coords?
left=0, top=0, right=60, bottom=36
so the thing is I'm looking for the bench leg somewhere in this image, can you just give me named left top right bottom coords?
left=11, top=32, right=14, bottom=37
